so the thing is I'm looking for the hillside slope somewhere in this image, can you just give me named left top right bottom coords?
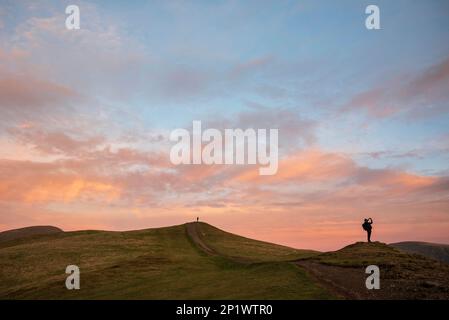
left=187, top=222, right=317, bottom=262
left=0, top=222, right=331, bottom=299
left=390, top=241, right=449, bottom=264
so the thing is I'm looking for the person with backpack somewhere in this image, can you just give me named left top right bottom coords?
left=362, top=218, right=373, bottom=242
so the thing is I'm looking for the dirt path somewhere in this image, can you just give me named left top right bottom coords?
left=296, top=260, right=449, bottom=299
left=185, top=222, right=217, bottom=256
left=295, top=260, right=374, bottom=299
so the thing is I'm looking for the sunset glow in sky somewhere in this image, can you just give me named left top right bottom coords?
left=1, top=0, right=449, bottom=250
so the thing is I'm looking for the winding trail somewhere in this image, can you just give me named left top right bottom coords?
left=186, top=221, right=360, bottom=298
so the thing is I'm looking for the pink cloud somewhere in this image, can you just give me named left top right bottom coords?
left=1, top=113, right=448, bottom=250
left=0, top=72, right=76, bottom=111
left=342, top=56, right=449, bottom=118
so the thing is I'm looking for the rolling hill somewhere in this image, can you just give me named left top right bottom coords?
left=0, top=222, right=330, bottom=299
left=0, top=222, right=448, bottom=299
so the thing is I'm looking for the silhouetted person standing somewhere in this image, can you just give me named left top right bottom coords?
left=362, top=218, right=373, bottom=242
left=196, top=217, right=199, bottom=222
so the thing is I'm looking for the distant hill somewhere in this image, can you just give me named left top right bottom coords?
left=0, top=226, right=63, bottom=243
left=390, top=241, right=449, bottom=264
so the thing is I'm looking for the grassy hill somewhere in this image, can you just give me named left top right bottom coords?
left=390, top=241, right=449, bottom=264
left=1, top=223, right=448, bottom=300
left=0, top=222, right=331, bottom=299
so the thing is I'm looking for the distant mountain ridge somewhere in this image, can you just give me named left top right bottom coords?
left=0, top=226, right=63, bottom=243
left=390, top=241, right=449, bottom=264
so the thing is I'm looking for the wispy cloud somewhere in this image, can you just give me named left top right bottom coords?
left=342, top=56, right=449, bottom=118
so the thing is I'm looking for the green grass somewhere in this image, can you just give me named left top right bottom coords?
left=0, top=223, right=333, bottom=299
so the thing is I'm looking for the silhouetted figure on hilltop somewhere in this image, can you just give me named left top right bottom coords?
left=362, top=218, right=373, bottom=242
left=196, top=217, right=199, bottom=222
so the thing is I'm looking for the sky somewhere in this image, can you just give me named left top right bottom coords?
left=0, top=0, right=448, bottom=251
